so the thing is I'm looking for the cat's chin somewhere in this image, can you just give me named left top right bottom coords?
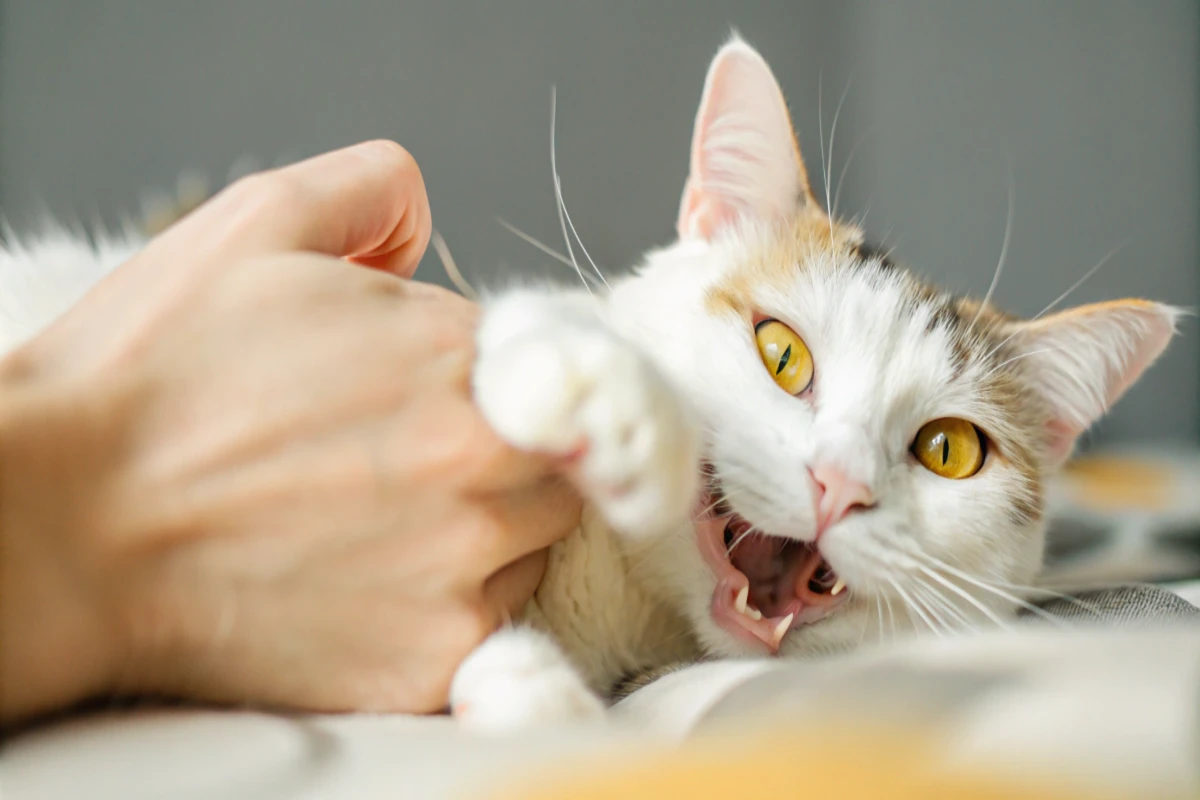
left=693, top=493, right=849, bottom=654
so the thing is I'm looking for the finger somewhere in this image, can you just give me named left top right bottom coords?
left=186, top=140, right=432, bottom=276
left=396, top=395, right=571, bottom=494
left=481, top=550, right=549, bottom=622
left=474, top=475, right=582, bottom=570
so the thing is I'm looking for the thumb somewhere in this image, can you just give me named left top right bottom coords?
left=482, top=550, right=549, bottom=622
left=174, top=140, right=432, bottom=278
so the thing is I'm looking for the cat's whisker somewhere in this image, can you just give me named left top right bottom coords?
left=548, top=88, right=610, bottom=293
left=966, top=166, right=1015, bottom=338
left=908, top=579, right=959, bottom=634
left=978, top=345, right=1070, bottom=383
left=924, top=576, right=991, bottom=633
left=1030, top=237, right=1133, bottom=322
left=979, top=578, right=1107, bottom=618
left=915, top=564, right=1012, bottom=630
left=554, top=173, right=609, bottom=290
left=496, top=217, right=601, bottom=286
left=833, top=127, right=873, bottom=220
left=817, top=72, right=826, bottom=216
left=429, top=230, right=480, bottom=300
left=726, top=525, right=760, bottom=556
left=909, top=583, right=951, bottom=636
left=549, top=87, right=595, bottom=297
left=816, top=76, right=833, bottom=241
left=908, top=578, right=966, bottom=630
left=823, top=78, right=853, bottom=230
left=857, top=596, right=872, bottom=646
left=982, top=238, right=1132, bottom=364
left=690, top=496, right=726, bottom=522
left=690, top=482, right=755, bottom=522
left=851, top=200, right=878, bottom=240
left=877, top=227, right=899, bottom=261
left=911, top=551, right=1067, bottom=627
left=887, top=576, right=943, bottom=637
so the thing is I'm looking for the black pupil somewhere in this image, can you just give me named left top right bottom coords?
left=776, top=344, right=792, bottom=375
left=940, top=434, right=950, bottom=465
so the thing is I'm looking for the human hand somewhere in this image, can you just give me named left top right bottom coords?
left=0, top=141, right=581, bottom=723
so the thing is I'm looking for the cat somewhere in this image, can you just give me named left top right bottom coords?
left=0, top=36, right=1179, bottom=734
left=445, top=37, right=1180, bottom=731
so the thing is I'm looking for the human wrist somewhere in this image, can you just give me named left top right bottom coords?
left=0, top=357, right=126, bottom=725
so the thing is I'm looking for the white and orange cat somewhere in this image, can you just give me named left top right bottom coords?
left=448, top=37, right=1179, bottom=730
left=0, top=38, right=1179, bottom=732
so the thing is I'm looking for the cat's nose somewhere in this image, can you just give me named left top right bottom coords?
left=808, top=464, right=875, bottom=537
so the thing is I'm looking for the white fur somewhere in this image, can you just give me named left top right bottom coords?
left=0, top=225, right=142, bottom=351
left=473, top=289, right=699, bottom=533
left=450, top=627, right=604, bottom=731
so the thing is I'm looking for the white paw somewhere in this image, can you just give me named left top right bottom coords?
left=450, top=628, right=605, bottom=733
left=474, top=302, right=699, bottom=534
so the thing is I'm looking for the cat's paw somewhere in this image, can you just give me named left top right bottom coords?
left=450, top=628, right=605, bottom=733
left=474, top=300, right=699, bottom=534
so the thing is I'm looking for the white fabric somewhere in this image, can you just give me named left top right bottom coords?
left=5, top=624, right=1198, bottom=799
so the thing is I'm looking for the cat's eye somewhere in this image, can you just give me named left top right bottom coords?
left=754, top=319, right=814, bottom=395
left=911, top=418, right=985, bottom=479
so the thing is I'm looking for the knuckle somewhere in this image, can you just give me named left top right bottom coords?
left=464, top=416, right=512, bottom=475
left=420, top=303, right=477, bottom=354
left=364, top=139, right=420, bottom=180
left=431, top=407, right=506, bottom=477
left=224, top=170, right=304, bottom=220
left=449, top=510, right=507, bottom=565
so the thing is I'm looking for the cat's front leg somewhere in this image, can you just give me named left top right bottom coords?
left=450, top=627, right=605, bottom=732
left=473, top=290, right=700, bottom=535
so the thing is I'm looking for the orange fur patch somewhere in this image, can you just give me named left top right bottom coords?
left=704, top=210, right=862, bottom=317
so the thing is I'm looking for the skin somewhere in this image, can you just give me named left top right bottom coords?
left=0, top=140, right=581, bottom=725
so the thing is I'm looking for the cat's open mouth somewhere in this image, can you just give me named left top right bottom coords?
left=694, top=481, right=848, bottom=653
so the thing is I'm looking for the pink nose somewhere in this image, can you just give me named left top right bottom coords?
left=809, top=464, right=874, bottom=536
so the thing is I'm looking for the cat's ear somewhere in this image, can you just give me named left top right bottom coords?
left=1005, top=300, right=1179, bottom=466
left=677, top=36, right=818, bottom=241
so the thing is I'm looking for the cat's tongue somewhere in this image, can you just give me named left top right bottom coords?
left=727, top=528, right=805, bottom=618
left=696, top=512, right=847, bottom=653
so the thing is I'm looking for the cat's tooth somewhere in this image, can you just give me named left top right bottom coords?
left=771, top=613, right=794, bottom=647
left=735, top=585, right=749, bottom=614
left=831, top=577, right=847, bottom=596
left=744, top=605, right=763, bottom=621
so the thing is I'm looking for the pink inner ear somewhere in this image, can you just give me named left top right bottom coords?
left=1101, top=313, right=1176, bottom=411
left=1023, top=300, right=1179, bottom=468
left=1044, top=418, right=1083, bottom=467
left=677, top=189, right=736, bottom=240
left=675, top=38, right=809, bottom=242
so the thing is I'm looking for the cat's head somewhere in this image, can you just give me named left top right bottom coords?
left=616, top=37, right=1180, bottom=658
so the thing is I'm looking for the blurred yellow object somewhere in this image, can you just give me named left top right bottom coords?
left=489, top=725, right=1138, bottom=800
left=1060, top=454, right=1175, bottom=512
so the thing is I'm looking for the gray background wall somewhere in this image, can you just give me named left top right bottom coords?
left=1, top=1, right=1196, bottom=447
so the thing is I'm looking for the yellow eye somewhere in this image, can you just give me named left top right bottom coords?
left=754, top=320, right=814, bottom=395
left=912, top=418, right=985, bottom=479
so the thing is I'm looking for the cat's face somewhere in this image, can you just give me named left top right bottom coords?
left=611, top=38, right=1178, bottom=659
